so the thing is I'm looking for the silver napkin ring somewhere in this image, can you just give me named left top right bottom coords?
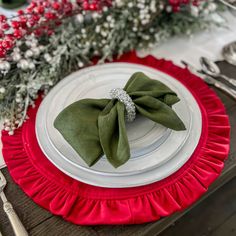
left=110, top=88, right=136, bottom=122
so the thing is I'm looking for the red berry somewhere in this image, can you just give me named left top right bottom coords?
left=89, top=3, right=98, bottom=10
left=28, top=19, right=35, bottom=27
left=44, top=12, right=57, bottom=20
left=13, top=29, right=23, bottom=39
left=169, top=0, right=178, bottom=5
left=42, top=1, right=50, bottom=7
left=47, top=29, right=54, bottom=36
left=193, top=0, right=199, bottom=6
left=63, top=3, right=73, bottom=15
left=11, top=21, right=21, bottom=29
left=17, top=9, right=24, bottom=15
left=35, top=6, right=45, bottom=14
left=52, top=2, right=61, bottom=10
left=26, top=7, right=34, bottom=13
left=32, top=14, right=40, bottom=21
left=0, top=30, right=4, bottom=38
left=1, top=23, right=10, bottom=31
left=19, top=16, right=27, bottom=22
left=34, top=29, right=42, bottom=37
left=0, top=48, right=6, bottom=58
left=5, top=34, right=14, bottom=41
left=0, top=15, right=6, bottom=22
left=83, top=1, right=89, bottom=10
left=2, top=40, right=13, bottom=49
left=173, top=5, right=180, bottom=12
left=55, top=20, right=62, bottom=26
left=30, top=2, right=37, bottom=8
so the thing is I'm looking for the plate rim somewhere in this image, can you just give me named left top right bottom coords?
left=39, top=63, right=193, bottom=175
left=36, top=62, right=202, bottom=188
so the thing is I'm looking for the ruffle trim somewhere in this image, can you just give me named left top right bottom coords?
left=1, top=52, right=230, bottom=225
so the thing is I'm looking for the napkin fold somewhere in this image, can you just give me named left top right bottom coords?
left=54, top=72, right=186, bottom=168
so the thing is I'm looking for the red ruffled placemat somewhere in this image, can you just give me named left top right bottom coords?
left=1, top=52, right=230, bottom=225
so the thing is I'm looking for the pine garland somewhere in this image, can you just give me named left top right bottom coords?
left=0, top=0, right=224, bottom=134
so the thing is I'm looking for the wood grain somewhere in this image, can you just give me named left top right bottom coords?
left=29, top=217, right=97, bottom=236
left=159, top=177, right=236, bottom=236
left=209, top=213, right=236, bottom=236
left=0, top=168, right=52, bottom=236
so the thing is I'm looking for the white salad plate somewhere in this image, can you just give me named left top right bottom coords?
left=36, top=63, right=202, bottom=188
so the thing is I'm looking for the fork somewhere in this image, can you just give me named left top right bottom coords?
left=181, top=60, right=236, bottom=100
left=0, top=171, right=28, bottom=236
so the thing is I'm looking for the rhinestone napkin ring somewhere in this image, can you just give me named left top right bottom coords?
left=110, top=88, right=136, bottom=122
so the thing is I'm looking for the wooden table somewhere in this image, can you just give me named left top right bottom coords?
left=0, top=61, right=236, bottom=236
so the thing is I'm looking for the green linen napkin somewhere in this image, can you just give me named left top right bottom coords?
left=54, top=72, right=186, bottom=168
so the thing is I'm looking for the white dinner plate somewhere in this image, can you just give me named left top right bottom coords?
left=36, top=63, right=202, bottom=187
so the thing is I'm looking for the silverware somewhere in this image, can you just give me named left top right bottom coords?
left=200, top=57, right=236, bottom=87
left=203, top=76, right=236, bottom=99
left=222, top=41, right=236, bottom=66
left=181, top=60, right=203, bottom=78
left=219, top=0, right=236, bottom=10
left=182, top=60, right=236, bottom=100
left=0, top=171, right=28, bottom=236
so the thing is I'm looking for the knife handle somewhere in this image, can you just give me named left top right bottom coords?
left=3, top=201, right=28, bottom=236
left=220, top=74, right=236, bottom=87
left=214, top=81, right=236, bottom=99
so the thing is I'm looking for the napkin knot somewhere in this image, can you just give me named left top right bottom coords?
left=110, top=88, right=136, bottom=122
left=54, top=72, right=186, bottom=168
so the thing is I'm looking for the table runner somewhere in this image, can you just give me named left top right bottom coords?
left=1, top=52, right=230, bottom=225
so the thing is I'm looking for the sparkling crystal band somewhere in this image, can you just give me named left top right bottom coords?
left=110, top=88, right=136, bottom=122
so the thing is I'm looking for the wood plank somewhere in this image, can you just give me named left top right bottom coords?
left=0, top=168, right=52, bottom=236
left=212, top=89, right=236, bottom=111
left=158, top=177, right=236, bottom=236
left=228, top=106, right=236, bottom=155
left=29, top=216, right=97, bottom=236
left=209, top=213, right=236, bottom=236
left=94, top=224, right=153, bottom=236
left=217, top=61, right=236, bottom=80
left=214, top=61, right=236, bottom=110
